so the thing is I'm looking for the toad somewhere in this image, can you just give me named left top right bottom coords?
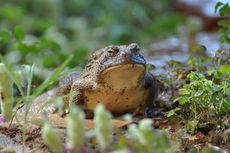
left=29, top=43, right=159, bottom=116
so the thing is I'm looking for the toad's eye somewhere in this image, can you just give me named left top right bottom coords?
left=107, top=47, right=118, bottom=57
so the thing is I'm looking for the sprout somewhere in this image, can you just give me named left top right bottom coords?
left=137, top=119, right=154, bottom=146
left=127, top=119, right=154, bottom=149
left=41, top=122, right=62, bottom=153
left=94, top=104, right=113, bottom=151
left=0, top=63, right=13, bottom=122
left=66, top=106, right=85, bottom=152
left=127, top=119, right=172, bottom=153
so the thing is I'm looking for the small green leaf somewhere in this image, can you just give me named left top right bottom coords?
left=13, top=26, right=25, bottom=41
left=225, top=87, right=230, bottom=96
left=210, top=84, right=220, bottom=92
left=167, top=60, right=182, bottom=67
left=215, top=2, right=223, bottom=13
left=179, top=89, right=190, bottom=95
left=146, top=64, right=156, bottom=71
left=207, top=69, right=214, bottom=75
left=0, top=30, right=11, bottom=43
left=219, top=64, right=230, bottom=74
left=43, top=56, right=56, bottom=68
left=186, top=120, right=199, bottom=132
left=166, top=107, right=181, bottom=117
left=17, top=43, right=39, bottom=54
left=213, top=71, right=222, bottom=79
left=178, top=96, right=188, bottom=105
left=201, top=147, right=222, bottom=153
left=219, top=3, right=230, bottom=16
left=187, top=72, right=203, bottom=80
left=194, top=90, right=203, bottom=97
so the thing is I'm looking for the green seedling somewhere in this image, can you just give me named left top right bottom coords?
left=0, top=63, right=13, bottom=122
left=42, top=121, right=62, bottom=153
left=94, top=104, right=113, bottom=151
left=66, top=106, right=85, bottom=153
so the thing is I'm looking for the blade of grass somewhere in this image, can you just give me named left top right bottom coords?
left=11, top=65, right=35, bottom=125
left=21, top=65, right=35, bottom=126
left=10, top=98, right=24, bottom=125
left=33, top=55, right=73, bottom=97
left=25, top=65, right=34, bottom=98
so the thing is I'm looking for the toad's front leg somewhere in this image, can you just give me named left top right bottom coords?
left=143, top=72, right=159, bottom=117
left=68, top=79, right=97, bottom=118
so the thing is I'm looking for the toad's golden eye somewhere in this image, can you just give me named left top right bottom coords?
left=107, top=47, right=118, bottom=57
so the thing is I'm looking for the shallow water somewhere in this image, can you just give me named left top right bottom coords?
left=146, top=32, right=230, bottom=75
left=177, top=0, right=230, bottom=16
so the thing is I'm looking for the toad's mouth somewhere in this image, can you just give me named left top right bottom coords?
left=101, top=64, right=145, bottom=90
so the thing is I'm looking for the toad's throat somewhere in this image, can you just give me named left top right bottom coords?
left=100, top=64, right=145, bottom=90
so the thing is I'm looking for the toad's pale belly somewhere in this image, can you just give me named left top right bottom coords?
left=83, top=64, right=150, bottom=113
left=83, top=85, right=150, bottom=113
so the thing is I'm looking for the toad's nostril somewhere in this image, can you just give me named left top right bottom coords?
left=129, top=43, right=140, bottom=53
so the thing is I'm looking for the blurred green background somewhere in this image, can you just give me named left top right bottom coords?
left=0, top=0, right=185, bottom=69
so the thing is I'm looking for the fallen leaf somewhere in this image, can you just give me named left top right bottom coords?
left=188, top=132, right=205, bottom=143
